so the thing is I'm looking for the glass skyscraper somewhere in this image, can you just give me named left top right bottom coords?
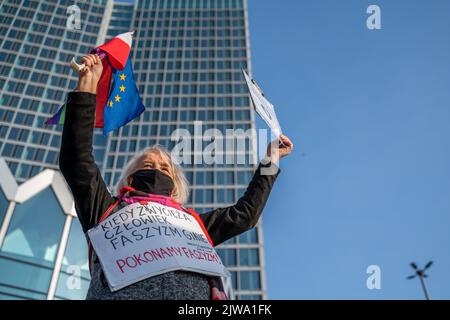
left=0, top=0, right=112, bottom=182
left=0, top=0, right=267, bottom=300
left=0, top=0, right=113, bottom=299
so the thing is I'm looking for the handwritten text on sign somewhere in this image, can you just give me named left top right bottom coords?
left=88, top=201, right=230, bottom=292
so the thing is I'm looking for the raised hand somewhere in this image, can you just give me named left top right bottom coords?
left=76, top=54, right=103, bottom=94
left=265, top=134, right=294, bottom=162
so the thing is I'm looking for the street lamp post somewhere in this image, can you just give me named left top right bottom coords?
left=407, top=261, right=433, bottom=300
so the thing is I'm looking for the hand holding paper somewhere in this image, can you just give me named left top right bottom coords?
left=265, top=134, right=294, bottom=162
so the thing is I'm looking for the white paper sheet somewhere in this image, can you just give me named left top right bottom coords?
left=243, top=69, right=282, bottom=137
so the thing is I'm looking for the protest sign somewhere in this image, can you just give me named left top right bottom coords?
left=88, top=201, right=230, bottom=292
left=243, top=69, right=282, bottom=137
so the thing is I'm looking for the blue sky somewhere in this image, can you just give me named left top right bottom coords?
left=248, top=0, right=450, bottom=299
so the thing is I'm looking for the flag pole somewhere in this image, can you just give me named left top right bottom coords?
left=407, top=261, right=433, bottom=300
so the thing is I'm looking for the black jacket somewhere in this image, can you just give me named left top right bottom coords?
left=59, top=92, right=280, bottom=246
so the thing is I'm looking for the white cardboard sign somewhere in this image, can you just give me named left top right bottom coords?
left=243, top=69, right=282, bottom=137
left=88, top=201, right=230, bottom=292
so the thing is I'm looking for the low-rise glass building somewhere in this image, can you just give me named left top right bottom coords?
left=0, top=158, right=89, bottom=299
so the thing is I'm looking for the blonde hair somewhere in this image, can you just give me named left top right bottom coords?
left=115, top=145, right=189, bottom=204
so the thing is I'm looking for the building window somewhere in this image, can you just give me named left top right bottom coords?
left=0, top=188, right=66, bottom=299
left=217, top=248, right=236, bottom=266
left=230, top=271, right=238, bottom=289
left=237, top=170, right=253, bottom=185
left=0, top=189, right=8, bottom=227
left=239, top=248, right=259, bottom=266
left=239, top=228, right=258, bottom=244
left=239, top=271, right=260, bottom=291
left=54, top=218, right=90, bottom=300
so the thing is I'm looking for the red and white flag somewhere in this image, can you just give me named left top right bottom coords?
left=96, top=31, right=133, bottom=70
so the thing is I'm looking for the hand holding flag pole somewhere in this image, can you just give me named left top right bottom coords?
left=75, top=54, right=104, bottom=94
left=70, top=51, right=106, bottom=73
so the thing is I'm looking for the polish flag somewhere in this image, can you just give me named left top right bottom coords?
left=93, top=31, right=134, bottom=127
left=96, top=31, right=133, bottom=70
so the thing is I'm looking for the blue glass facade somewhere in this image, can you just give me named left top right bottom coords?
left=0, top=0, right=111, bottom=182
left=0, top=0, right=266, bottom=300
left=54, top=221, right=90, bottom=300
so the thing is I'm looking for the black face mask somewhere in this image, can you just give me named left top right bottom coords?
left=128, top=169, right=174, bottom=197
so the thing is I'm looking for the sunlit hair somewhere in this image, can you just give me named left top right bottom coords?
left=115, top=145, right=189, bottom=204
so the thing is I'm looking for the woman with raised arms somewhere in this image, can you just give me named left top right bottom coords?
left=59, top=53, right=293, bottom=300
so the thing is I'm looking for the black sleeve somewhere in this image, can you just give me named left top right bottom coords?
left=199, top=162, right=280, bottom=246
left=59, top=91, right=115, bottom=233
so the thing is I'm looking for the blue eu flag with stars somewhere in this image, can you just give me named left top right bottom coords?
left=103, top=57, right=145, bottom=135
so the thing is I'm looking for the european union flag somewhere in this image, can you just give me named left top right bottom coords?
left=103, top=57, right=145, bottom=135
